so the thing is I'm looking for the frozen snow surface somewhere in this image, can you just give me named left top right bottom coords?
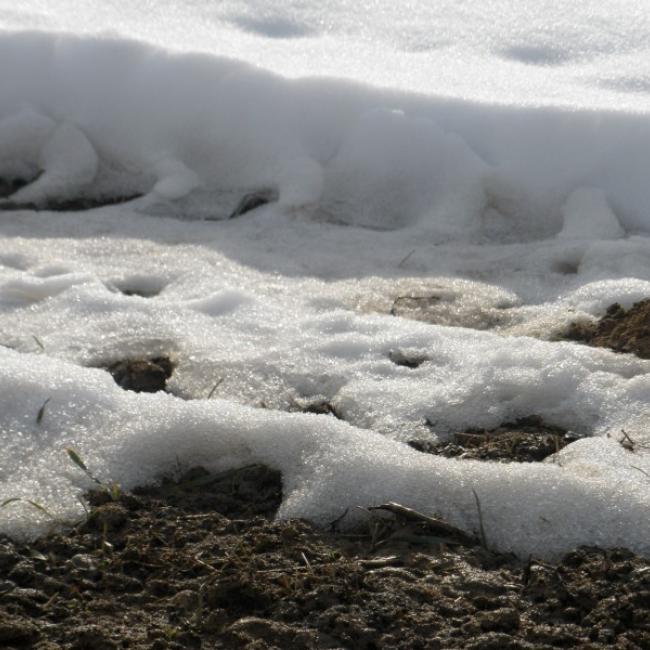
left=1, top=2, right=650, bottom=559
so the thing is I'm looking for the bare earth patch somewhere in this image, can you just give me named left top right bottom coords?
left=566, top=299, right=650, bottom=359
left=0, top=464, right=648, bottom=649
left=409, top=416, right=574, bottom=463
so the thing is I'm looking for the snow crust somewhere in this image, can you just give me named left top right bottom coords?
left=1, top=1, right=649, bottom=112
left=0, top=16, right=649, bottom=559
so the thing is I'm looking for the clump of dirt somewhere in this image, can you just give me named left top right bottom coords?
left=1, top=464, right=649, bottom=649
left=106, top=357, right=175, bottom=393
left=566, top=299, right=650, bottom=358
left=409, top=416, right=575, bottom=463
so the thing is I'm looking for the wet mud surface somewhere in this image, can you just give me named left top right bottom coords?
left=1, top=464, right=648, bottom=649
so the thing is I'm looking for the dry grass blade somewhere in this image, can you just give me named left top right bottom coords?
left=1, top=497, right=56, bottom=519
left=397, top=248, right=416, bottom=268
left=630, top=465, right=650, bottom=479
left=65, top=448, right=102, bottom=484
left=207, top=377, right=224, bottom=399
left=36, top=397, right=51, bottom=424
left=472, top=489, right=488, bottom=549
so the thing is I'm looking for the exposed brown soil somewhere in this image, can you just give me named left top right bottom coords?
left=566, top=300, right=650, bottom=359
left=409, top=416, right=575, bottom=463
left=105, top=357, right=175, bottom=393
left=1, top=464, right=648, bottom=649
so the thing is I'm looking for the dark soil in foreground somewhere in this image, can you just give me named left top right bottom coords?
left=566, top=300, right=650, bottom=359
left=1, top=465, right=649, bottom=650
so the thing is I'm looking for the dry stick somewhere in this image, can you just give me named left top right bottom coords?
left=620, top=429, right=636, bottom=451
left=301, top=552, right=313, bottom=572
left=368, top=501, right=476, bottom=546
left=472, top=489, right=488, bottom=550
left=358, top=556, right=402, bottom=569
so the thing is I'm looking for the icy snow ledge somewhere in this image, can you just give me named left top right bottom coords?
left=1, top=347, right=648, bottom=560
left=1, top=31, right=650, bottom=238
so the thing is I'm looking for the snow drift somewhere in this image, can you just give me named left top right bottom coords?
left=1, top=31, right=650, bottom=240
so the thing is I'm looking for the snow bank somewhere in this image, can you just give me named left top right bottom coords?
left=1, top=31, right=650, bottom=240
left=1, top=346, right=649, bottom=560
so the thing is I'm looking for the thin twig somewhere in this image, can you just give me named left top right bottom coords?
left=368, top=501, right=476, bottom=546
left=206, top=377, right=224, bottom=399
left=397, top=249, right=416, bottom=268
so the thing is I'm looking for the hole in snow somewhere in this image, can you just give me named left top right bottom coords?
left=105, top=357, right=175, bottom=393
left=499, top=44, right=574, bottom=67
left=409, top=416, right=580, bottom=463
left=258, top=394, right=346, bottom=420
left=227, top=188, right=278, bottom=220
left=388, top=350, right=428, bottom=369
left=551, top=260, right=579, bottom=275
left=228, top=14, right=315, bottom=40
left=109, top=276, right=168, bottom=298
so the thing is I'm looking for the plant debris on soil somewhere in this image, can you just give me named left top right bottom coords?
left=1, top=464, right=649, bottom=649
left=409, top=416, right=575, bottom=463
left=566, top=299, right=650, bottom=359
left=105, top=357, right=175, bottom=393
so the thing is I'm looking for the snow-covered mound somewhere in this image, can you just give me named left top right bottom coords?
left=0, top=7, right=649, bottom=560
left=0, top=31, right=649, bottom=240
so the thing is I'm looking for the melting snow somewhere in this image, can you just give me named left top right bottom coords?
left=0, top=3, right=649, bottom=559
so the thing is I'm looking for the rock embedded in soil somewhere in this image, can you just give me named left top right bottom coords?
left=566, top=299, right=650, bottom=358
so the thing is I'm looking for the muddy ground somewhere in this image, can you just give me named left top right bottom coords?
left=1, top=463, right=649, bottom=650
